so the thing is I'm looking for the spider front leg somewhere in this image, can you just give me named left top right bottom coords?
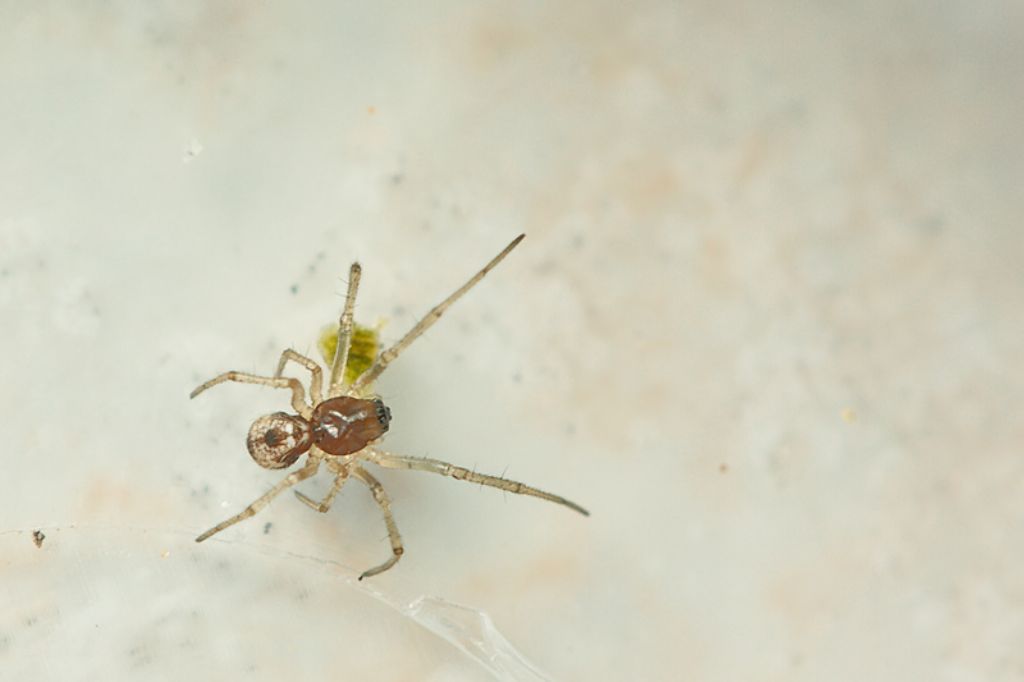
left=364, top=449, right=590, bottom=516
left=329, top=261, right=362, bottom=397
left=349, top=234, right=524, bottom=393
left=190, top=371, right=312, bottom=418
left=196, top=457, right=321, bottom=542
left=275, top=349, right=324, bottom=406
left=351, top=466, right=404, bottom=580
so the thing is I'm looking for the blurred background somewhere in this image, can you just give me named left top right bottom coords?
left=1, top=2, right=1022, bottom=680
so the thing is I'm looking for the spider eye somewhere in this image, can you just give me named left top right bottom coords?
left=374, top=398, right=392, bottom=429
left=246, top=412, right=312, bottom=469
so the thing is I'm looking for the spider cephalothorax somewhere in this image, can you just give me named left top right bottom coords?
left=311, top=396, right=391, bottom=455
left=192, top=234, right=588, bottom=579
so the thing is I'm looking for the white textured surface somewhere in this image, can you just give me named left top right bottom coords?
left=2, top=3, right=1022, bottom=680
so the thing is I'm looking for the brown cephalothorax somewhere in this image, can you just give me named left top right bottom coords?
left=311, top=396, right=391, bottom=455
left=191, top=234, right=588, bottom=580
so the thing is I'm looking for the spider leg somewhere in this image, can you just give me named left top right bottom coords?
left=275, top=349, right=324, bottom=405
left=350, top=466, right=404, bottom=580
left=295, top=466, right=350, bottom=513
left=190, top=372, right=312, bottom=418
left=328, top=262, right=362, bottom=397
left=348, top=234, right=525, bottom=394
left=364, top=448, right=589, bottom=516
left=196, top=458, right=321, bottom=542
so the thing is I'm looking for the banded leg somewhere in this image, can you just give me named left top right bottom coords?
left=349, top=234, right=525, bottom=393
left=351, top=466, right=404, bottom=580
left=365, top=449, right=589, bottom=516
left=190, top=372, right=311, bottom=418
left=195, top=458, right=320, bottom=542
left=329, top=262, right=362, bottom=397
left=275, top=349, right=324, bottom=406
left=295, top=468, right=350, bottom=513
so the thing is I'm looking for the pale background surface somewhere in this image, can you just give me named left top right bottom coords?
left=2, top=2, right=1022, bottom=681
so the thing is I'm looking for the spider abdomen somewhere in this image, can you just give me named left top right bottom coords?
left=246, top=412, right=313, bottom=469
left=312, top=396, right=391, bottom=456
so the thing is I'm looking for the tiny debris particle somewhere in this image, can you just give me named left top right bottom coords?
left=841, top=407, right=858, bottom=423
left=160, top=550, right=171, bottom=559
left=263, top=522, right=273, bottom=535
left=32, top=530, right=45, bottom=548
left=182, top=138, right=204, bottom=162
left=719, top=463, right=729, bottom=474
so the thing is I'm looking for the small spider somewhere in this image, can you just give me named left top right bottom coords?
left=191, top=234, right=588, bottom=579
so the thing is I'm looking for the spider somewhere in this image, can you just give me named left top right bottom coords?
left=191, top=234, right=589, bottom=579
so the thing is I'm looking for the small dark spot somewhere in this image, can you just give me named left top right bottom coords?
left=263, top=522, right=272, bottom=535
left=512, top=372, right=522, bottom=383
left=390, top=173, right=404, bottom=185
left=32, top=530, right=45, bottom=548
left=290, top=284, right=299, bottom=295
left=719, top=463, right=729, bottom=474
left=265, top=429, right=281, bottom=447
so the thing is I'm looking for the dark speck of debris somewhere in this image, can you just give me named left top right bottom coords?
left=290, top=284, right=299, bottom=295
left=32, top=530, right=45, bottom=548
left=719, top=463, right=729, bottom=474
left=263, top=522, right=273, bottom=535
left=390, top=173, right=404, bottom=185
